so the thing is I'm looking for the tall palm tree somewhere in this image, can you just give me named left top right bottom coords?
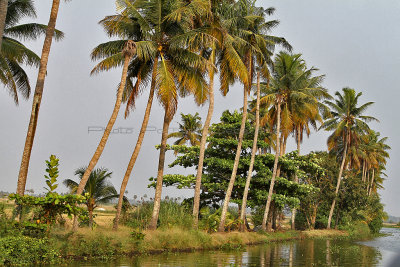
left=258, top=52, right=329, bottom=230
left=321, top=87, right=377, bottom=229
left=1, top=0, right=63, bottom=103
left=93, top=0, right=210, bottom=230
left=64, top=167, right=118, bottom=229
left=239, top=70, right=261, bottom=231
left=17, top=0, right=67, bottom=195
left=191, top=0, right=250, bottom=228
left=0, top=0, right=8, bottom=46
left=74, top=40, right=136, bottom=205
left=168, top=113, right=202, bottom=146
left=218, top=0, right=290, bottom=232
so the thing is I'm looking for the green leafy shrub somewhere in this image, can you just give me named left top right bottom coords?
left=0, top=236, right=60, bottom=265
left=68, top=235, right=120, bottom=260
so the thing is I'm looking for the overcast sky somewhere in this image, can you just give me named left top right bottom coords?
left=1, top=0, right=399, bottom=215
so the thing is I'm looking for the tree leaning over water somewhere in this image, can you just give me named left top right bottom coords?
left=321, top=87, right=377, bottom=229
left=17, top=0, right=66, bottom=195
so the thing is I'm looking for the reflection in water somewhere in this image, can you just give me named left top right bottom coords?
left=67, top=238, right=384, bottom=267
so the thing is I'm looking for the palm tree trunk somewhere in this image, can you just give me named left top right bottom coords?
left=217, top=85, right=248, bottom=232
left=368, top=169, right=375, bottom=196
left=291, top=128, right=301, bottom=230
left=327, top=133, right=349, bottom=229
left=239, top=71, right=261, bottom=231
left=261, top=98, right=281, bottom=231
left=0, top=0, right=8, bottom=47
left=17, top=0, right=60, bottom=195
left=88, top=200, right=94, bottom=229
left=193, top=48, right=215, bottom=228
left=366, top=170, right=370, bottom=193
left=149, top=108, right=173, bottom=230
left=72, top=41, right=135, bottom=230
left=113, top=57, right=158, bottom=230
left=362, top=161, right=366, bottom=182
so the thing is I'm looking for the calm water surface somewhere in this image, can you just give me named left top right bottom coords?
left=67, top=228, right=400, bottom=267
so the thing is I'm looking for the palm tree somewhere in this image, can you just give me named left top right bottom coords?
left=64, top=167, right=118, bottom=229
left=239, top=70, right=261, bottom=231
left=73, top=40, right=136, bottom=209
left=1, top=0, right=63, bottom=104
left=168, top=113, right=202, bottom=146
left=0, top=0, right=8, bottom=46
left=259, top=52, right=329, bottom=230
left=17, top=0, right=66, bottom=195
left=191, top=0, right=250, bottom=228
left=218, top=0, right=291, bottom=232
left=321, top=87, right=377, bottom=229
left=93, top=0, right=210, bottom=230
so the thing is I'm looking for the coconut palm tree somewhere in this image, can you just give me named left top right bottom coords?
left=1, top=0, right=63, bottom=103
left=91, top=0, right=210, bottom=230
left=168, top=113, right=202, bottom=146
left=239, top=70, right=261, bottom=231
left=321, top=87, right=377, bottom=229
left=17, top=0, right=67, bottom=195
left=64, top=167, right=119, bottom=229
left=218, top=0, right=291, bottom=232
left=73, top=40, right=136, bottom=206
left=258, top=52, right=329, bottom=230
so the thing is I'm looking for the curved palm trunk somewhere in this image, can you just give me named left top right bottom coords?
left=368, top=169, right=375, bottom=196
left=291, top=128, right=301, bottom=230
left=217, top=87, right=248, bottom=232
left=239, top=71, right=261, bottom=231
left=327, top=133, right=349, bottom=229
left=0, top=0, right=8, bottom=47
left=193, top=49, right=215, bottom=228
left=149, top=108, right=173, bottom=230
left=17, top=0, right=60, bottom=195
left=261, top=98, right=281, bottom=231
left=113, top=57, right=158, bottom=230
left=72, top=41, right=135, bottom=230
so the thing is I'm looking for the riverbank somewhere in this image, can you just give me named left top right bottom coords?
left=48, top=226, right=360, bottom=261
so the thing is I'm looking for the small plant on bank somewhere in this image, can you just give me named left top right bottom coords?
left=9, top=155, right=87, bottom=226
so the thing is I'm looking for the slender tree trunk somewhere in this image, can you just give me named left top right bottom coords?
left=261, top=98, right=281, bottom=231
left=193, top=48, right=215, bottom=228
left=217, top=86, right=248, bottom=232
left=239, top=71, right=261, bottom=231
left=17, top=0, right=60, bottom=195
left=368, top=169, right=375, bottom=196
left=327, top=133, right=349, bottom=229
left=88, top=201, right=94, bottom=229
left=0, top=0, right=8, bottom=47
left=148, top=108, right=173, bottom=230
left=366, top=170, right=370, bottom=193
left=362, top=161, right=366, bottom=182
left=311, top=204, right=318, bottom=230
left=113, top=57, right=158, bottom=230
left=72, top=41, right=135, bottom=230
left=291, top=128, right=301, bottom=230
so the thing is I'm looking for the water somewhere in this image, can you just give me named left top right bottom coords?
left=67, top=228, right=400, bottom=267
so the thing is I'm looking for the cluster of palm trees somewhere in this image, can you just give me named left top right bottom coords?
left=1, top=0, right=389, bottom=232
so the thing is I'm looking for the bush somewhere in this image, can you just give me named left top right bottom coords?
left=126, top=200, right=193, bottom=230
left=0, top=236, right=60, bottom=265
